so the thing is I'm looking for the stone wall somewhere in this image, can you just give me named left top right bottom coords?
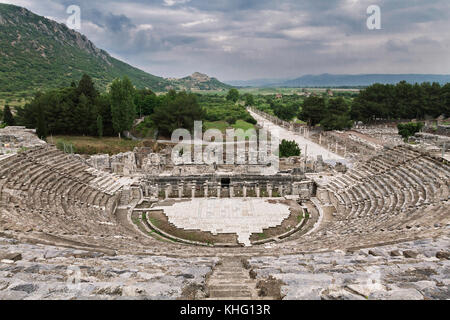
left=0, top=126, right=46, bottom=154
left=142, top=174, right=314, bottom=200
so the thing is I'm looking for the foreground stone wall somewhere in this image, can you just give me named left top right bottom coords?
left=249, top=237, right=450, bottom=300
left=0, top=236, right=217, bottom=300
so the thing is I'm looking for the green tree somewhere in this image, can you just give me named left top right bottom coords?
left=244, top=94, right=255, bottom=106
left=134, top=89, right=159, bottom=117
left=226, top=88, right=240, bottom=103
left=279, top=140, right=301, bottom=158
left=272, top=101, right=298, bottom=121
left=151, top=91, right=205, bottom=137
left=321, top=97, right=352, bottom=131
left=110, top=76, right=136, bottom=138
left=77, top=74, right=98, bottom=100
left=2, top=105, right=15, bottom=126
left=36, top=104, right=47, bottom=140
left=300, top=96, right=327, bottom=126
left=97, top=115, right=103, bottom=138
left=398, top=122, right=424, bottom=141
left=441, top=83, right=450, bottom=117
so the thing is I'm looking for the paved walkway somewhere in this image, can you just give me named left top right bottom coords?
left=153, top=198, right=291, bottom=247
left=248, top=110, right=346, bottom=165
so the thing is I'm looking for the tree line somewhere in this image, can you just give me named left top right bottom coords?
left=11, top=74, right=206, bottom=139
left=255, top=81, right=450, bottom=130
left=351, top=81, right=450, bottom=122
left=4, top=78, right=449, bottom=139
left=15, top=74, right=137, bottom=139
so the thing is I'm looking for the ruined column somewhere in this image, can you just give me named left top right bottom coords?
left=191, top=182, right=196, bottom=199
left=217, top=183, right=221, bottom=198
left=256, top=185, right=261, bottom=198
left=230, top=184, right=234, bottom=198
left=154, top=184, right=159, bottom=198
left=178, top=182, right=184, bottom=199
left=268, top=184, right=273, bottom=198
left=204, top=182, right=209, bottom=198
left=279, top=184, right=284, bottom=197
left=165, top=184, right=171, bottom=200
left=243, top=183, right=247, bottom=198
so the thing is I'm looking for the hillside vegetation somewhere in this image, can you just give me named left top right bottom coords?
left=0, top=4, right=231, bottom=102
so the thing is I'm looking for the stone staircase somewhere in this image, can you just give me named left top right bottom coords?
left=205, top=257, right=281, bottom=300
left=205, top=258, right=258, bottom=300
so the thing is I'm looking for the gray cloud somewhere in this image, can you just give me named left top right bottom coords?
left=2, top=0, right=449, bottom=80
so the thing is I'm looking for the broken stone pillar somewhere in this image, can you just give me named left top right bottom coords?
left=243, top=184, right=247, bottom=198
left=279, top=184, right=284, bottom=197
left=256, top=185, right=260, bottom=198
left=191, top=182, right=196, bottom=198
left=268, top=184, right=273, bottom=198
left=217, top=183, right=221, bottom=198
left=204, top=182, right=209, bottom=198
left=230, top=184, right=234, bottom=198
left=178, top=183, right=184, bottom=199
left=165, top=184, right=171, bottom=200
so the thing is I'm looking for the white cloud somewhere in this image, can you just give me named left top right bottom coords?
left=181, top=18, right=216, bottom=28
left=135, top=24, right=153, bottom=31
left=163, top=0, right=191, bottom=7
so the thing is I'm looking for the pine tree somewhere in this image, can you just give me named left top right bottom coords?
left=110, top=76, right=136, bottom=138
left=97, top=115, right=103, bottom=138
left=36, top=105, right=47, bottom=140
left=2, top=105, right=15, bottom=126
left=77, top=74, right=98, bottom=100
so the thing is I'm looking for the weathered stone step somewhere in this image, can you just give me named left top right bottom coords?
left=214, top=271, right=248, bottom=276
left=209, top=285, right=250, bottom=291
left=218, top=267, right=244, bottom=272
left=210, top=290, right=252, bottom=298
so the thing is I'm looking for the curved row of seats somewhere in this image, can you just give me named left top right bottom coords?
left=0, top=146, right=135, bottom=245
left=302, top=146, right=449, bottom=251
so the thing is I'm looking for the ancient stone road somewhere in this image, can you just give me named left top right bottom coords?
left=248, top=110, right=347, bottom=165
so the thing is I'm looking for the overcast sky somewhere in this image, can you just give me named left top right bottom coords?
left=2, top=0, right=450, bottom=81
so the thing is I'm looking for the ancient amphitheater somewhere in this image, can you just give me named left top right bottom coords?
left=0, top=114, right=449, bottom=300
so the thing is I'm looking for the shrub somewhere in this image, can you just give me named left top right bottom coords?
left=397, top=122, right=424, bottom=141
left=279, top=139, right=301, bottom=158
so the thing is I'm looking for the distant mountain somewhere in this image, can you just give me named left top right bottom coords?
left=225, top=78, right=290, bottom=87
left=227, top=74, right=450, bottom=88
left=169, top=72, right=231, bottom=91
left=280, top=74, right=450, bottom=88
left=0, top=4, right=230, bottom=95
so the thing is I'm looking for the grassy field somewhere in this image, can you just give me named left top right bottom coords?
left=52, top=135, right=153, bottom=155
left=236, top=87, right=361, bottom=96
left=203, top=121, right=230, bottom=132
left=204, top=120, right=255, bottom=134
left=232, top=119, right=256, bottom=131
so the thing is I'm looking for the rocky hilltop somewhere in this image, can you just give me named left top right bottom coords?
left=0, top=4, right=231, bottom=95
left=168, top=72, right=231, bottom=91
